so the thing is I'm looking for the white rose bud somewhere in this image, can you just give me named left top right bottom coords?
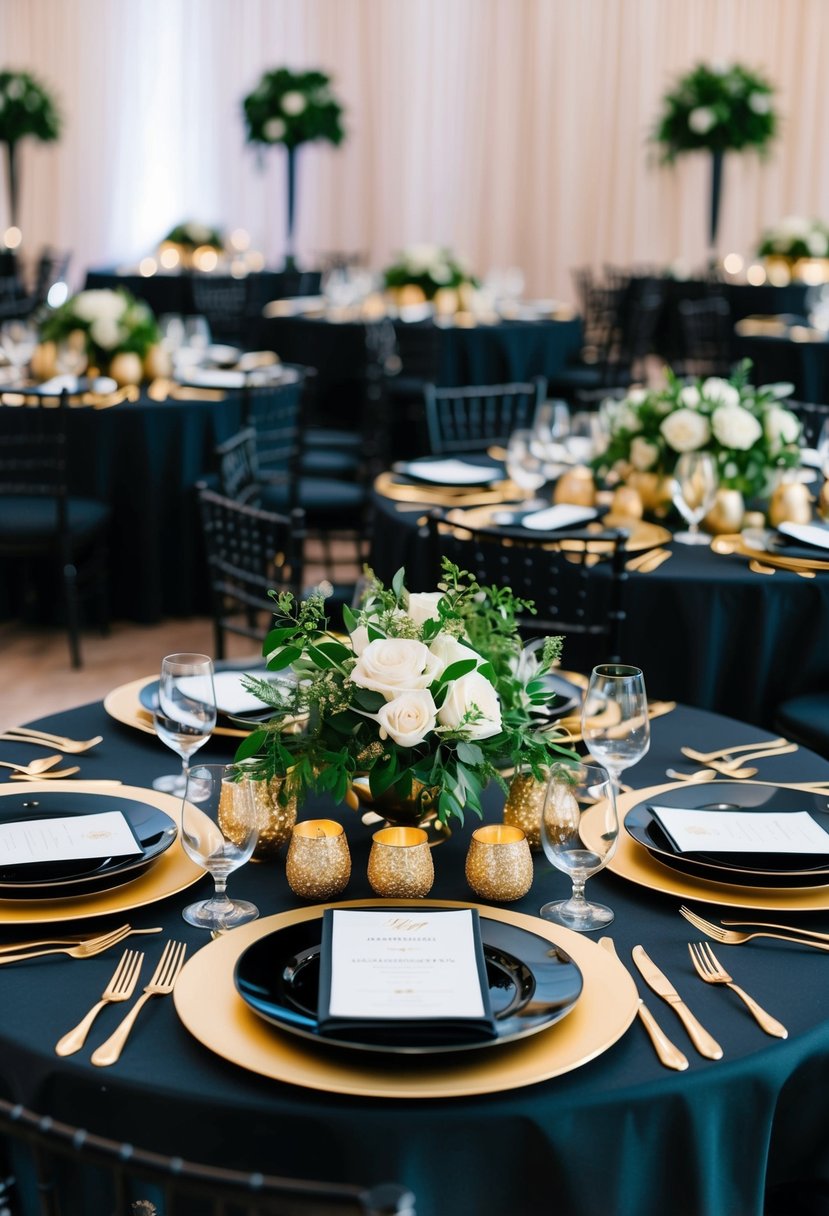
left=660, top=408, right=711, bottom=453
left=376, top=690, right=437, bottom=748
left=89, top=315, right=122, bottom=350
left=711, top=404, right=763, bottom=450
left=437, top=672, right=502, bottom=740
left=406, top=591, right=444, bottom=627
left=263, top=117, right=286, bottom=142
left=429, top=633, right=481, bottom=669
left=280, top=90, right=307, bottom=116
left=701, top=378, right=740, bottom=408
left=349, top=638, right=444, bottom=700
left=349, top=624, right=371, bottom=657
left=764, top=405, right=800, bottom=449
left=678, top=385, right=701, bottom=408
left=688, top=106, right=717, bottom=134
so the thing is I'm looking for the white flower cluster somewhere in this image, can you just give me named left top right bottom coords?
left=759, top=215, right=829, bottom=258
left=71, top=289, right=129, bottom=351
left=261, top=89, right=314, bottom=142
left=348, top=592, right=502, bottom=748
left=180, top=221, right=214, bottom=245
left=392, top=244, right=469, bottom=286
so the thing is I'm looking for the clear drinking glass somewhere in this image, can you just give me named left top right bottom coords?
left=505, top=428, right=547, bottom=507
left=671, top=450, right=718, bottom=544
left=152, top=653, right=217, bottom=795
left=581, top=663, right=650, bottom=795
left=0, top=319, right=37, bottom=378
left=180, top=763, right=259, bottom=930
left=540, top=761, right=619, bottom=930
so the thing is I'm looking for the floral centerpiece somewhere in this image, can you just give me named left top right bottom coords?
left=757, top=215, right=829, bottom=273
left=0, top=70, right=61, bottom=227
left=383, top=244, right=477, bottom=307
left=162, top=220, right=224, bottom=251
left=36, top=288, right=165, bottom=386
left=594, top=363, right=802, bottom=502
left=652, top=62, right=778, bottom=250
left=234, top=561, right=578, bottom=830
left=242, top=67, right=345, bottom=269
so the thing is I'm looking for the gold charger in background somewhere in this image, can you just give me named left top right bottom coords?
left=0, top=782, right=204, bottom=925
left=104, top=676, right=252, bottom=740
left=173, top=897, right=638, bottom=1100
left=446, top=506, right=671, bottom=555
left=587, top=781, right=829, bottom=912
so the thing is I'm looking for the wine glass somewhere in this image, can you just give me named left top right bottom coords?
left=180, top=763, right=259, bottom=930
left=0, top=319, right=37, bottom=379
left=671, top=450, right=718, bottom=544
left=581, top=663, right=650, bottom=795
left=152, top=653, right=217, bottom=795
left=505, top=428, right=547, bottom=508
left=540, top=761, right=619, bottom=930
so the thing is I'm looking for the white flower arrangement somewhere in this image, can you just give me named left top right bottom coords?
left=383, top=245, right=476, bottom=301
left=757, top=216, right=829, bottom=260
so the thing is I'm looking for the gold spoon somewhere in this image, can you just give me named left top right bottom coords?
left=0, top=754, right=67, bottom=777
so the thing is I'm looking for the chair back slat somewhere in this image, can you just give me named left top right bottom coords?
left=423, top=377, right=547, bottom=455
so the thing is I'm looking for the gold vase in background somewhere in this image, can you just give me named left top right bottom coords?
left=625, top=470, right=672, bottom=513
left=285, top=819, right=351, bottom=900
left=818, top=479, right=829, bottom=522
left=465, top=824, right=533, bottom=902
left=503, top=772, right=548, bottom=851
left=768, top=479, right=813, bottom=527
left=367, top=826, right=434, bottom=898
left=704, top=488, right=744, bottom=535
left=554, top=466, right=596, bottom=506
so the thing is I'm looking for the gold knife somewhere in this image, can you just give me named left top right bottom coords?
left=631, top=945, right=723, bottom=1059
left=599, top=938, right=688, bottom=1070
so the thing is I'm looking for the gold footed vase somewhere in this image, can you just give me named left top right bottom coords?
left=220, top=776, right=297, bottom=862
left=502, top=772, right=548, bottom=851
left=347, top=775, right=450, bottom=845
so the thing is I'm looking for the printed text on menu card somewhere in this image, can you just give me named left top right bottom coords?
left=649, top=806, right=829, bottom=854
left=0, top=812, right=142, bottom=866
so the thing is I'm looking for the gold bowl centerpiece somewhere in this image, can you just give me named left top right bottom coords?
left=36, top=287, right=164, bottom=386
left=233, top=560, right=578, bottom=835
left=592, top=361, right=803, bottom=521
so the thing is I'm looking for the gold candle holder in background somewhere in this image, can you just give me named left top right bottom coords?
left=285, top=819, right=351, bottom=900
left=367, top=826, right=434, bottom=898
left=503, top=772, right=548, bottom=851
left=465, top=824, right=533, bottom=902
left=246, top=777, right=297, bottom=861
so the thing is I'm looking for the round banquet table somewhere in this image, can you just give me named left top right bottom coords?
left=369, top=486, right=829, bottom=729
left=1, top=697, right=829, bottom=1216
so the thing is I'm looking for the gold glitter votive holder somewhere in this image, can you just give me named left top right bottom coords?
left=465, top=824, right=533, bottom=902
left=246, top=777, right=298, bottom=861
left=367, top=826, right=434, bottom=898
left=285, top=819, right=351, bottom=900
left=502, top=772, right=548, bottom=851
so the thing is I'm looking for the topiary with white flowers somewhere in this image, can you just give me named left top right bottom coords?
left=653, top=62, right=777, bottom=161
left=242, top=67, right=344, bottom=150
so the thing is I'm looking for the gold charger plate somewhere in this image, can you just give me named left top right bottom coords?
left=589, top=781, right=829, bottom=912
left=445, top=506, right=671, bottom=555
left=104, top=676, right=252, bottom=740
left=0, top=781, right=204, bottom=925
left=173, top=898, right=638, bottom=1100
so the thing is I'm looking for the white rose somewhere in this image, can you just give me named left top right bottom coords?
left=748, top=91, right=771, bottom=114
left=376, top=690, right=437, bottom=748
left=764, top=405, right=800, bottom=448
left=6, top=78, right=23, bottom=100
left=630, top=436, right=660, bottom=471
left=72, top=290, right=127, bottom=323
left=406, top=592, right=444, bottom=627
left=711, top=404, right=763, bottom=450
left=349, top=624, right=371, bottom=656
left=185, top=222, right=211, bottom=244
left=404, top=244, right=442, bottom=273
left=429, top=633, right=481, bottom=670
left=808, top=231, right=829, bottom=256
left=678, top=385, right=701, bottom=408
left=688, top=106, right=717, bottom=134
left=437, top=672, right=502, bottom=740
left=89, top=315, right=123, bottom=350
left=626, top=388, right=648, bottom=405
left=779, top=215, right=809, bottom=238
left=280, top=91, right=307, bottom=116
left=701, top=378, right=740, bottom=408
left=263, top=117, right=286, bottom=142
left=660, top=408, right=711, bottom=453
left=612, top=404, right=642, bottom=434
left=349, top=638, right=443, bottom=700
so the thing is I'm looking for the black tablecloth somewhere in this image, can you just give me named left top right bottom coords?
left=0, top=700, right=828, bottom=1216
left=84, top=268, right=322, bottom=322
left=734, top=333, right=829, bottom=404
left=370, top=490, right=829, bottom=728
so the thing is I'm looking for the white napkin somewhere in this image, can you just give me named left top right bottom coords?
left=521, top=505, right=598, bottom=531
left=777, top=521, right=829, bottom=551
left=34, top=375, right=119, bottom=395
left=210, top=672, right=279, bottom=715
left=402, top=459, right=499, bottom=485
left=178, top=367, right=245, bottom=389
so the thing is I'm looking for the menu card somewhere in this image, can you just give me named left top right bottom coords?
left=649, top=805, right=829, bottom=856
left=0, top=812, right=142, bottom=868
left=317, top=908, right=497, bottom=1045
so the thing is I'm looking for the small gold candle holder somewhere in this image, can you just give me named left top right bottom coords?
left=367, top=826, right=434, bottom=898
left=285, top=819, right=351, bottom=900
left=244, top=777, right=297, bottom=862
left=465, top=824, right=533, bottom=903
left=503, top=772, right=548, bottom=851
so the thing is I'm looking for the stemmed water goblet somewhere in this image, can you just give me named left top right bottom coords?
left=540, top=761, right=619, bottom=931
left=580, top=663, right=650, bottom=796
left=152, top=653, right=217, bottom=795
left=671, top=450, right=718, bottom=544
left=505, top=428, right=547, bottom=509
left=180, top=763, right=259, bottom=930
left=0, top=319, right=37, bottom=381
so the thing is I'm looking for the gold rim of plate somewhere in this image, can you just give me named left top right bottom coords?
left=587, top=781, right=829, bottom=911
left=0, top=782, right=204, bottom=925
left=103, top=676, right=252, bottom=740
left=443, top=506, right=671, bottom=554
left=173, top=898, right=638, bottom=1100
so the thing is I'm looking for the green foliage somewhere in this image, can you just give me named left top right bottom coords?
left=235, top=560, right=578, bottom=828
left=242, top=67, right=345, bottom=150
left=653, top=62, right=777, bottom=162
left=0, top=70, right=61, bottom=145
left=163, top=221, right=224, bottom=250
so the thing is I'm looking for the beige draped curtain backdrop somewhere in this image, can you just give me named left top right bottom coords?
left=2, top=0, right=827, bottom=300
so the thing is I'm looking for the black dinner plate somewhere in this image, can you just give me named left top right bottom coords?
left=139, top=671, right=276, bottom=726
left=0, top=792, right=177, bottom=898
left=393, top=455, right=504, bottom=487
left=233, top=908, right=583, bottom=1055
left=624, top=782, right=829, bottom=889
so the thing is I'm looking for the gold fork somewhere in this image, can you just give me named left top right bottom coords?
left=55, top=949, right=145, bottom=1056
left=0, top=728, right=103, bottom=753
left=0, top=924, right=136, bottom=965
left=91, top=940, right=188, bottom=1067
left=687, top=941, right=787, bottom=1038
left=679, top=906, right=829, bottom=952
left=680, top=738, right=788, bottom=763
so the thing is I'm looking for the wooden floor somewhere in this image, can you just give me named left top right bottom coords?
left=0, top=618, right=262, bottom=733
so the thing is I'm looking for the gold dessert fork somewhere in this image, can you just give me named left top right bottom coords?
left=55, top=949, right=144, bottom=1056
left=0, top=924, right=136, bottom=965
left=91, top=940, right=187, bottom=1067
left=687, top=941, right=787, bottom=1038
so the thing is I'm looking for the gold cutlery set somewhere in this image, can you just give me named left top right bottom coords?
left=664, top=736, right=829, bottom=785
left=625, top=547, right=673, bottom=574
left=0, top=725, right=108, bottom=784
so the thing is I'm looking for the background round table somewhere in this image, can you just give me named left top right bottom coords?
left=0, top=697, right=828, bottom=1216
